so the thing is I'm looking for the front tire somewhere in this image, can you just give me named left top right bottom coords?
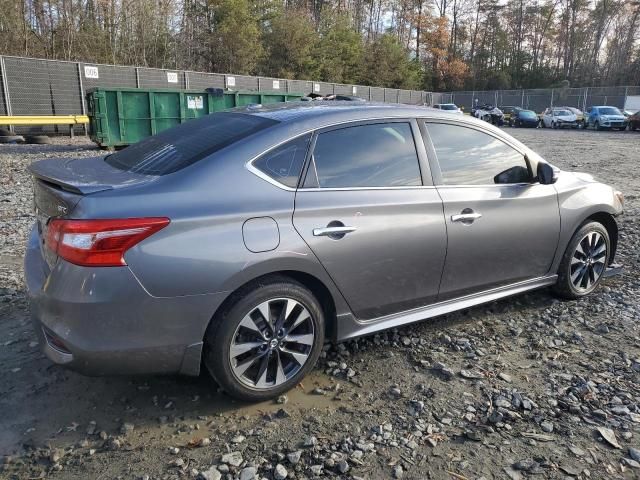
left=553, top=221, right=610, bottom=299
left=203, top=277, right=325, bottom=401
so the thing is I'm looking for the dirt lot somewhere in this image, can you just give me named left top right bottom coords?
left=1, top=127, right=639, bottom=480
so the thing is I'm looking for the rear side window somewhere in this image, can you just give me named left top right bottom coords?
left=253, top=134, right=311, bottom=188
left=427, top=123, right=531, bottom=185
left=304, top=122, right=421, bottom=188
left=105, top=113, right=277, bottom=175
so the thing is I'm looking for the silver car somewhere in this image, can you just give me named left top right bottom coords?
left=25, top=103, right=624, bottom=401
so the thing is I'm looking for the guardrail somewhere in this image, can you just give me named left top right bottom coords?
left=0, top=115, right=89, bottom=137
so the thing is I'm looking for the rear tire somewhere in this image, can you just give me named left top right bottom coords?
left=553, top=221, right=610, bottom=300
left=203, top=276, right=325, bottom=402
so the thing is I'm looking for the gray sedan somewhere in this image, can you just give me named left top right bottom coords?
left=25, top=103, right=624, bottom=401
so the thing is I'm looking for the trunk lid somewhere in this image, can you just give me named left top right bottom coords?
left=29, top=156, right=157, bottom=267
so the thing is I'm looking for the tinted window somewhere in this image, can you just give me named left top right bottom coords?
left=105, top=113, right=277, bottom=175
left=427, top=123, right=530, bottom=185
left=306, top=123, right=421, bottom=188
left=253, top=134, right=311, bottom=188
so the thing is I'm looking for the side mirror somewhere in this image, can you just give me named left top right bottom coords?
left=537, top=162, right=559, bottom=184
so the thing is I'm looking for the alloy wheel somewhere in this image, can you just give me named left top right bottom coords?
left=229, top=298, right=315, bottom=390
left=570, top=232, right=607, bottom=292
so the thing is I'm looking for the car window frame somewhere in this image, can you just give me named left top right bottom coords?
left=419, top=119, right=535, bottom=187
left=246, top=132, right=314, bottom=191
left=250, top=132, right=313, bottom=190
left=298, top=118, right=433, bottom=191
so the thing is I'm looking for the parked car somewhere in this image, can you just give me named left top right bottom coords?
left=25, top=103, right=624, bottom=401
left=563, top=107, right=585, bottom=127
left=628, top=110, right=640, bottom=131
left=541, top=108, right=578, bottom=129
left=584, top=106, right=628, bottom=130
left=472, top=104, right=504, bottom=125
left=432, top=103, right=464, bottom=115
left=499, top=106, right=519, bottom=124
left=510, top=109, right=539, bottom=128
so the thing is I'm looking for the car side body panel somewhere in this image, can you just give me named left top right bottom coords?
left=548, top=172, right=622, bottom=273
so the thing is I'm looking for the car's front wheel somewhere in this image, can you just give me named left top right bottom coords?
left=553, top=221, right=610, bottom=299
left=203, top=277, right=325, bottom=401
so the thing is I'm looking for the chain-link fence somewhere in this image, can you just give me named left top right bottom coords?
left=432, top=86, right=640, bottom=113
left=0, top=55, right=433, bottom=134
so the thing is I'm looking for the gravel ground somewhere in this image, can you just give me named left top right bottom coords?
left=1, top=129, right=639, bottom=480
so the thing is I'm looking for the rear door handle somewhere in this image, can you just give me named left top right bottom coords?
left=313, top=226, right=357, bottom=237
left=451, top=211, right=482, bottom=223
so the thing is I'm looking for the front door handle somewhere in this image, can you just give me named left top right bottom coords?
left=313, top=226, right=357, bottom=237
left=451, top=209, right=482, bottom=224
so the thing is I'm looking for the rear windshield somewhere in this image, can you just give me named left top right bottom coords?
left=105, top=113, right=278, bottom=175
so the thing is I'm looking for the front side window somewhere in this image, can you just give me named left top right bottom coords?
left=304, top=122, right=422, bottom=188
left=253, top=134, right=311, bottom=188
left=426, top=123, right=531, bottom=185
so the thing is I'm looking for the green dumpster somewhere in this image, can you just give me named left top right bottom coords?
left=86, top=87, right=304, bottom=149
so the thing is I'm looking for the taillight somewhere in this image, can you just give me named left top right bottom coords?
left=45, top=218, right=170, bottom=267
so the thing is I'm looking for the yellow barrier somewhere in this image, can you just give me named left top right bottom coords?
left=0, top=115, right=88, bottom=125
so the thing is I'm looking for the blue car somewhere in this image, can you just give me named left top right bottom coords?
left=584, top=106, right=628, bottom=130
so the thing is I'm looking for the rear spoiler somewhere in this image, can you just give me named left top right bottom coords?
left=27, top=156, right=154, bottom=195
left=29, top=168, right=114, bottom=195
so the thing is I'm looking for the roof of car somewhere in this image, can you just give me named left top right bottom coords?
left=230, top=101, right=473, bottom=127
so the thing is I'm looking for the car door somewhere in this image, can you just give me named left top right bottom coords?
left=292, top=120, right=447, bottom=320
left=422, top=120, right=560, bottom=300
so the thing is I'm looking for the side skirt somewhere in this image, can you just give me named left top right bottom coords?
left=336, top=275, right=558, bottom=341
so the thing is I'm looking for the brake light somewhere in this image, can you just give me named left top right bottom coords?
left=45, top=218, right=170, bottom=267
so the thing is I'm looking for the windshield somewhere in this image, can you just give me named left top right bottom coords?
left=105, top=113, right=277, bottom=175
left=520, top=110, right=537, bottom=119
left=599, top=107, right=622, bottom=115
left=440, top=104, right=458, bottom=110
left=553, top=110, right=572, bottom=116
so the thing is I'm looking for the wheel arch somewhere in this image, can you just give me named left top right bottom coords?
left=551, top=199, right=621, bottom=276
left=585, top=211, right=618, bottom=264
left=207, top=269, right=341, bottom=343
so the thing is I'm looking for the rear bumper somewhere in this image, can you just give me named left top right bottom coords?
left=24, top=225, right=226, bottom=376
